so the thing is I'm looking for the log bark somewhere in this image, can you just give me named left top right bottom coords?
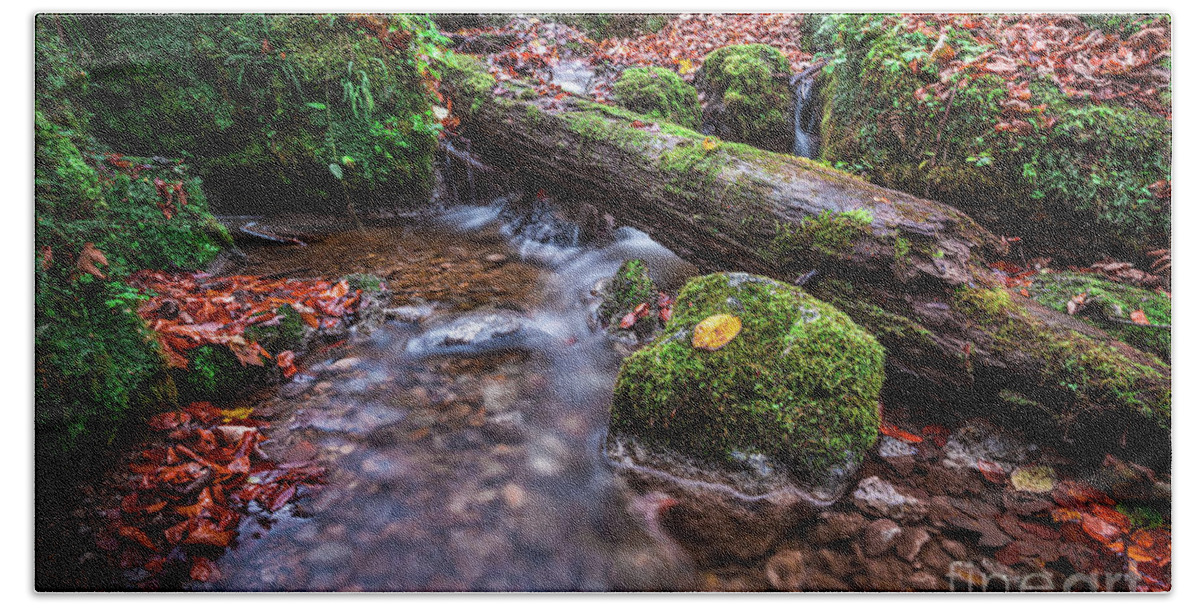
left=441, top=55, right=1171, bottom=466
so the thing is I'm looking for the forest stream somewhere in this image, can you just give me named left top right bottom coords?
left=46, top=192, right=1168, bottom=592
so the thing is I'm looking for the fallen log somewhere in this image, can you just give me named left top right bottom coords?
left=441, top=54, right=1170, bottom=466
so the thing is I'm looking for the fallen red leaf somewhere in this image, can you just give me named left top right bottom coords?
left=880, top=423, right=923, bottom=443
left=977, top=459, right=1007, bottom=484
left=1130, top=309, right=1149, bottom=325
left=190, top=556, right=221, bottom=582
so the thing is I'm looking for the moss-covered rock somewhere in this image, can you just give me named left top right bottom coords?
left=1028, top=272, right=1171, bottom=361
left=612, top=66, right=702, bottom=129
left=65, top=14, right=444, bottom=213
left=610, top=272, right=885, bottom=484
left=696, top=44, right=794, bottom=152
left=597, top=259, right=657, bottom=326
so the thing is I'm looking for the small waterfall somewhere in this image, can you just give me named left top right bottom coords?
left=791, top=65, right=824, bottom=158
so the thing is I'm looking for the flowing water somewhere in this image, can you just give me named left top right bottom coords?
left=202, top=201, right=701, bottom=590
left=792, top=73, right=820, bottom=159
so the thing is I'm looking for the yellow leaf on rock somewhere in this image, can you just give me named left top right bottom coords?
left=1011, top=465, right=1057, bottom=493
left=692, top=314, right=742, bottom=351
left=219, top=407, right=255, bottom=422
left=702, top=137, right=718, bottom=152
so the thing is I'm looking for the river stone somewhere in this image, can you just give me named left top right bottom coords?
left=861, top=518, right=902, bottom=557
left=405, top=309, right=528, bottom=356
left=852, top=476, right=928, bottom=523
left=610, top=272, right=884, bottom=493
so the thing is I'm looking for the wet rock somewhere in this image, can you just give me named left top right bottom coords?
left=484, top=253, right=508, bottom=264
left=861, top=518, right=902, bottom=557
left=941, top=421, right=1038, bottom=472
left=907, top=571, right=943, bottom=591
left=808, top=511, right=867, bottom=544
left=383, top=304, right=435, bottom=324
left=894, top=527, right=932, bottom=563
left=857, top=556, right=912, bottom=592
left=852, top=476, right=927, bottom=523
left=482, top=411, right=526, bottom=444
left=940, top=538, right=969, bottom=561
left=878, top=435, right=919, bottom=458
left=406, top=310, right=528, bottom=356
left=608, top=436, right=822, bottom=565
left=764, top=550, right=807, bottom=590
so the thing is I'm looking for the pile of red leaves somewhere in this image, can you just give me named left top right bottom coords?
left=93, top=401, right=324, bottom=586
left=130, top=271, right=363, bottom=376
left=455, top=19, right=592, bottom=93
left=901, top=13, right=1170, bottom=132
left=592, top=13, right=813, bottom=74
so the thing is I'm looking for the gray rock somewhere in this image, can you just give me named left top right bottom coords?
left=852, top=476, right=928, bottom=523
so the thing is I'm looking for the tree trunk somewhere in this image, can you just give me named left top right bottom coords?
left=441, top=55, right=1170, bottom=467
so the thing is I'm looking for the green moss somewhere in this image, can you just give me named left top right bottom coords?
left=611, top=273, right=885, bottom=481
left=953, top=286, right=1015, bottom=321
left=611, top=66, right=702, bottom=129
left=893, top=236, right=911, bottom=261
left=1116, top=502, right=1167, bottom=530
left=35, top=99, right=223, bottom=449
left=67, top=14, right=443, bottom=211
left=697, top=44, right=794, bottom=151
left=950, top=286, right=1170, bottom=429
left=598, top=259, right=656, bottom=327
left=1028, top=272, right=1170, bottom=361
left=769, top=209, right=874, bottom=260
left=177, top=345, right=272, bottom=403
left=343, top=272, right=388, bottom=293
left=807, top=14, right=1171, bottom=260
left=244, top=304, right=308, bottom=354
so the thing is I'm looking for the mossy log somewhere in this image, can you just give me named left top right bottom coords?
left=441, top=54, right=1170, bottom=466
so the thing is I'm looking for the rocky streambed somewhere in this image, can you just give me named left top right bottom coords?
left=59, top=199, right=1169, bottom=591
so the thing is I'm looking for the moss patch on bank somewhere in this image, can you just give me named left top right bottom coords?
left=1028, top=272, right=1171, bottom=361
left=803, top=14, right=1171, bottom=260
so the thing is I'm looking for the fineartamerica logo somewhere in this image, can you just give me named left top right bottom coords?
left=949, top=561, right=1142, bottom=592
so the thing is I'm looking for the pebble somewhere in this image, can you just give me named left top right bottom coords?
left=852, top=476, right=928, bottom=523
left=482, top=411, right=526, bottom=444
left=861, top=518, right=902, bottom=557
left=328, top=357, right=361, bottom=372
left=485, top=253, right=507, bottom=264
left=894, top=527, right=932, bottom=563
left=808, top=511, right=867, bottom=544
left=764, top=550, right=807, bottom=590
left=501, top=483, right=526, bottom=509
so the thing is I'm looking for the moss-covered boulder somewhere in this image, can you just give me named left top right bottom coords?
left=610, top=272, right=885, bottom=487
left=64, top=14, right=443, bottom=214
left=612, top=66, right=702, bottom=129
left=695, top=44, right=794, bottom=152
left=1029, top=272, right=1171, bottom=361
left=803, top=14, right=1171, bottom=261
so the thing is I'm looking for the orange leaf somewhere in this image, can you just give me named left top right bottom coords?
left=1130, top=309, right=1149, bottom=325
left=1080, top=512, right=1122, bottom=543
left=702, top=137, right=718, bottom=151
left=880, top=423, right=923, bottom=443
left=692, top=314, right=742, bottom=351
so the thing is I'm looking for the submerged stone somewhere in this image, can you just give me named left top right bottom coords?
left=609, top=272, right=885, bottom=496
